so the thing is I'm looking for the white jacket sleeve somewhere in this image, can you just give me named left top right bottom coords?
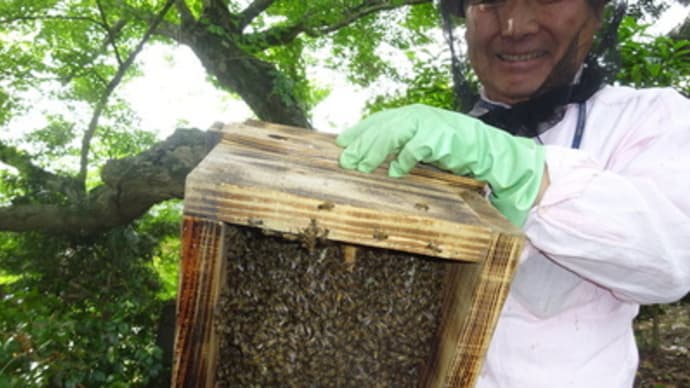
left=525, top=88, right=690, bottom=304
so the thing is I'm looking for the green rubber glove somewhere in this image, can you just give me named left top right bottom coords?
left=336, top=104, right=546, bottom=227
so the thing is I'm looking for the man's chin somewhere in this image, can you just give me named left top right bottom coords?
left=488, top=86, right=542, bottom=105
left=481, top=75, right=549, bottom=104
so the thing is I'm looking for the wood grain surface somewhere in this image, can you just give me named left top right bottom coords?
left=183, top=120, right=519, bottom=262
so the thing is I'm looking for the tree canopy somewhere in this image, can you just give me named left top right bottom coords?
left=1, top=0, right=689, bottom=385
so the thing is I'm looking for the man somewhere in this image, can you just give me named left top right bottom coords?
left=336, top=0, right=690, bottom=386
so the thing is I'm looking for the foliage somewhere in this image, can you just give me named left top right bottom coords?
left=0, top=201, right=181, bottom=386
left=0, top=286, right=162, bottom=387
left=364, top=55, right=456, bottom=114
left=616, top=16, right=690, bottom=93
left=626, top=0, right=669, bottom=19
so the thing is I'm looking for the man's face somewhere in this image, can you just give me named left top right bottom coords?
left=464, top=0, right=602, bottom=105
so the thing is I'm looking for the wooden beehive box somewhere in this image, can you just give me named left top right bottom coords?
left=172, top=120, right=524, bottom=387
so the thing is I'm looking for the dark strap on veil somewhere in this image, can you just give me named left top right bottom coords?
left=474, top=62, right=605, bottom=137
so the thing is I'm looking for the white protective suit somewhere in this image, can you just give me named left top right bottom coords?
left=477, top=85, right=690, bottom=388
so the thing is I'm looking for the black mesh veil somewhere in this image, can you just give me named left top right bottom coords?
left=438, top=0, right=476, bottom=113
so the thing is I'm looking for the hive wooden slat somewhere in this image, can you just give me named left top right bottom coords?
left=172, top=120, right=524, bottom=387
left=173, top=218, right=226, bottom=387
left=420, top=234, right=521, bottom=387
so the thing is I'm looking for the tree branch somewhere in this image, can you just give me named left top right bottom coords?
left=0, top=15, right=103, bottom=25
left=237, top=0, right=276, bottom=29
left=309, top=0, right=432, bottom=36
left=0, top=143, right=79, bottom=195
left=114, top=1, right=186, bottom=41
left=153, top=19, right=184, bottom=41
left=77, top=0, right=177, bottom=188
left=5, top=11, right=129, bottom=86
left=245, top=0, right=431, bottom=50
left=0, top=128, right=217, bottom=235
left=200, top=0, right=238, bottom=33
left=95, top=0, right=124, bottom=66
left=56, top=30, right=126, bottom=89
left=670, top=15, right=690, bottom=40
left=175, top=0, right=196, bottom=26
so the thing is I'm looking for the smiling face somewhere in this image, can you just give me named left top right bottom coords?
left=464, top=0, right=603, bottom=105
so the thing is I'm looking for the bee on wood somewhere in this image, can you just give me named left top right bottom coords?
left=247, top=217, right=263, bottom=226
left=414, top=203, right=430, bottom=211
left=317, top=201, right=335, bottom=210
left=372, top=229, right=389, bottom=241
left=426, top=241, right=443, bottom=253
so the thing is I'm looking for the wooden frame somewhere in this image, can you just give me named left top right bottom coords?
left=172, top=121, right=524, bottom=387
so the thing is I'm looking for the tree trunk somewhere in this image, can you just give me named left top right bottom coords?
left=0, top=128, right=216, bottom=235
left=176, top=23, right=311, bottom=129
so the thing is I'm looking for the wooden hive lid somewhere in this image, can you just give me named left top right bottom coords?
left=183, top=120, right=522, bottom=263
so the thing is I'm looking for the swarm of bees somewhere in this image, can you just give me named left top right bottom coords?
left=215, top=225, right=449, bottom=386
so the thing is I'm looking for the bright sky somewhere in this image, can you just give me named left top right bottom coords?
left=119, top=45, right=370, bottom=137
left=649, top=3, right=688, bottom=34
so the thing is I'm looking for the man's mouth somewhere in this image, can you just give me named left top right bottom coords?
left=497, top=51, right=548, bottom=62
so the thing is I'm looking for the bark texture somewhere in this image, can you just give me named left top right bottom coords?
left=0, top=129, right=216, bottom=236
left=176, top=23, right=311, bottom=128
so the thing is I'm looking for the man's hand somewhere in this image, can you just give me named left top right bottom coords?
left=336, top=104, right=546, bottom=227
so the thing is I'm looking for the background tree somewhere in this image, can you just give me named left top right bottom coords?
left=0, top=0, right=689, bottom=385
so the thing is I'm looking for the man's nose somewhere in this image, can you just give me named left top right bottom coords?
left=498, top=0, right=540, bottom=38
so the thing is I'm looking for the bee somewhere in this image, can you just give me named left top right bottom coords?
left=426, top=241, right=443, bottom=253
left=317, top=201, right=335, bottom=210
left=372, top=229, right=389, bottom=241
left=414, top=203, right=430, bottom=211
